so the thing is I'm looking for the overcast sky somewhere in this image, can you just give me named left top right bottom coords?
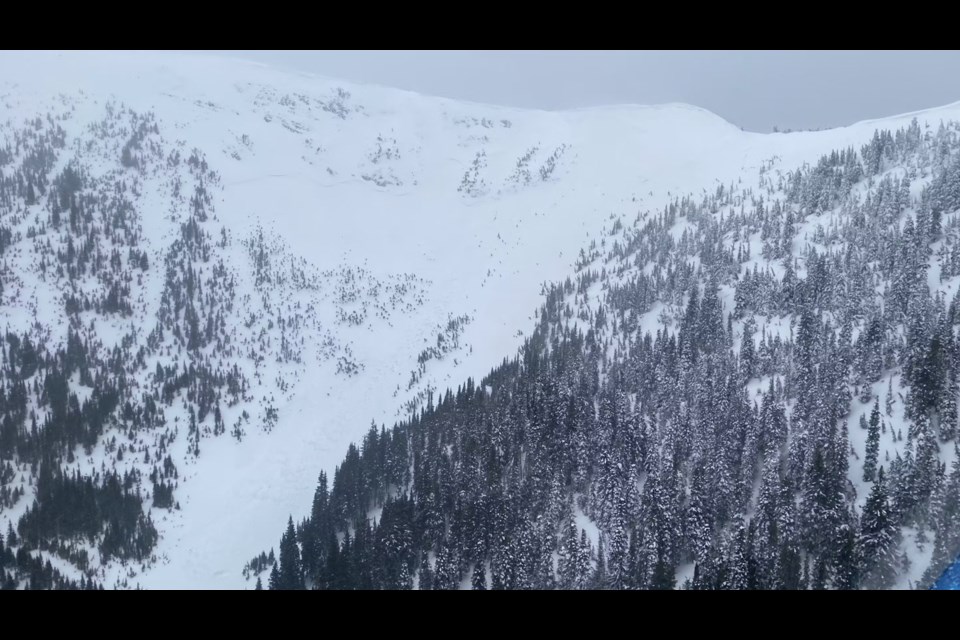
left=198, top=51, right=960, bottom=133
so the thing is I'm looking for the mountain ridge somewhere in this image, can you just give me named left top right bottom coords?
left=0, top=52, right=958, bottom=589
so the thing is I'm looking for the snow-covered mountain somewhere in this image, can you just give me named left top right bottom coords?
left=1, top=51, right=959, bottom=589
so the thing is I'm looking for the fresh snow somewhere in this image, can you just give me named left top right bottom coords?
left=3, top=51, right=960, bottom=588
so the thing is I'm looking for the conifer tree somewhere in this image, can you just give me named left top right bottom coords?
left=864, top=399, right=881, bottom=482
left=276, top=517, right=304, bottom=590
left=859, top=467, right=900, bottom=589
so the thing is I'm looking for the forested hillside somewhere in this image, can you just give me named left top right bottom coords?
left=262, top=118, right=960, bottom=590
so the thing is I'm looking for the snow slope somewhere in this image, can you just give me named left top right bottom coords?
left=3, top=51, right=960, bottom=588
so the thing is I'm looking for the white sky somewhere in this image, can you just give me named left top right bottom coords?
left=193, top=51, right=960, bottom=133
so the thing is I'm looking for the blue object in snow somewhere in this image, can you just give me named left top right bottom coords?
left=932, top=556, right=960, bottom=590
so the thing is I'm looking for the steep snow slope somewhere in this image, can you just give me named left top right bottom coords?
left=2, top=51, right=960, bottom=588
